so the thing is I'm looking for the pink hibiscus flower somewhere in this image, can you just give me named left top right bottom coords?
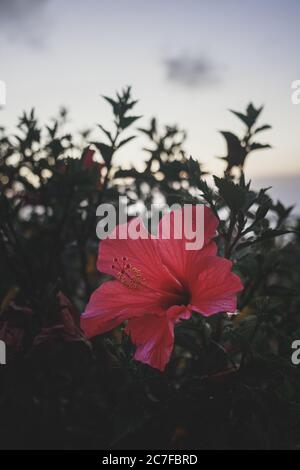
left=81, top=206, right=243, bottom=371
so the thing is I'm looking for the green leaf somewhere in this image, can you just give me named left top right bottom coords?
left=255, top=200, right=272, bottom=220
left=98, top=124, right=113, bottom=143
left=230, top=103, right=263, bottom=129
left=214, top=176, right=247, bottom=211
left=114, top=168, right=140, bottom=179
left=219, top=131, right=247, bottom=169
left=117, top=135, right=136, bottom=148
left=229, top=110, right=250, bottom=127
left=253, top=124, right=272, bottom=134
left=250, top=142, right=271, bottom=151
left=93, top=142, right=114, bottom=165
left=102, top=95, right=120, bottom=115
left=187, top=156, right=202, bottom=184
left=119, top=115, right=142, bottom=130
left=138, top=118, right=157, bottom=139
left=237, top=229, right=295, bottom=250
left=246, top=103, right=263, bottom=127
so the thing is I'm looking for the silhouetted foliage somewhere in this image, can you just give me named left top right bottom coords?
left=219, top=103, right=271, bottom=172
left=0, top=89, right=300, bottom=450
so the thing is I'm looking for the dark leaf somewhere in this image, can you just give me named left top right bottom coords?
left=253, top=124, right=272, bottom=134
left=117, top=135, right=136, bottom=148
left=219, top=131, right=247, bottom=169
left=214, top=176, right=247, bottom=211
left=250, top=142, right=271, bottom=151
left=119, top=115, right=142, bottom=130
left=93, top=142, right=114, bottom=165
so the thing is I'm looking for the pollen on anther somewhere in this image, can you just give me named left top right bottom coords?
left=112, top=256, right=146, bottom=289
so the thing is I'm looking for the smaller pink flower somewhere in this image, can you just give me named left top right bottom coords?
left=82, top=147, right=106, bottom=189
left=81, top=207, right=243, bottom=371
left=82, top=147, right=96, bottom=168
left=34, top=292, right=88, bottom=346
left=0, top=302, right=33, bottom=357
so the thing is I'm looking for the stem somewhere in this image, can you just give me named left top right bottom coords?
left=211, top=339, right=239, bottom=371
left=214, top=313, right=225, bottom=343
left=79, top=122, right=122, bottom=300
left=224, top=212, right=236, bottom=259
left=239, top=317, right=260, bottom=371
left=239, top=275, right=263, bottom=311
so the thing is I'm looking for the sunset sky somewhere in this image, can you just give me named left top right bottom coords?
left=0, top=0, right=299, bottom=180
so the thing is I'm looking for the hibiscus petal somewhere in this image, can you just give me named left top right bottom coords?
left=81, top=280, right=164, bottom=338
left=98, top=217, right=181, bottom=293
left=166, top=304, right=191, bottom=322
left=125, top=314, right=176, bottom=372
left=157, top=206, right=219, bottom=284
left=189, top=256, right=243, bottom=316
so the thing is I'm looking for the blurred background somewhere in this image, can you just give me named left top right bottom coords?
left=0, top=0, right=299, bottom=209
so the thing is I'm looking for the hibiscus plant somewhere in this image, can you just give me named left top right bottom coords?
left=0, top=88, right=299, bottom=449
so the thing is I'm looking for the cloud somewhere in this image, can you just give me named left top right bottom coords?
left=163, top=54, right=220, bottom=88
left=0, top=0, right=50, bottom=45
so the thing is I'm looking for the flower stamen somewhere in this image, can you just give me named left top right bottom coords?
left=112, top=256, right=145, bottom=289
